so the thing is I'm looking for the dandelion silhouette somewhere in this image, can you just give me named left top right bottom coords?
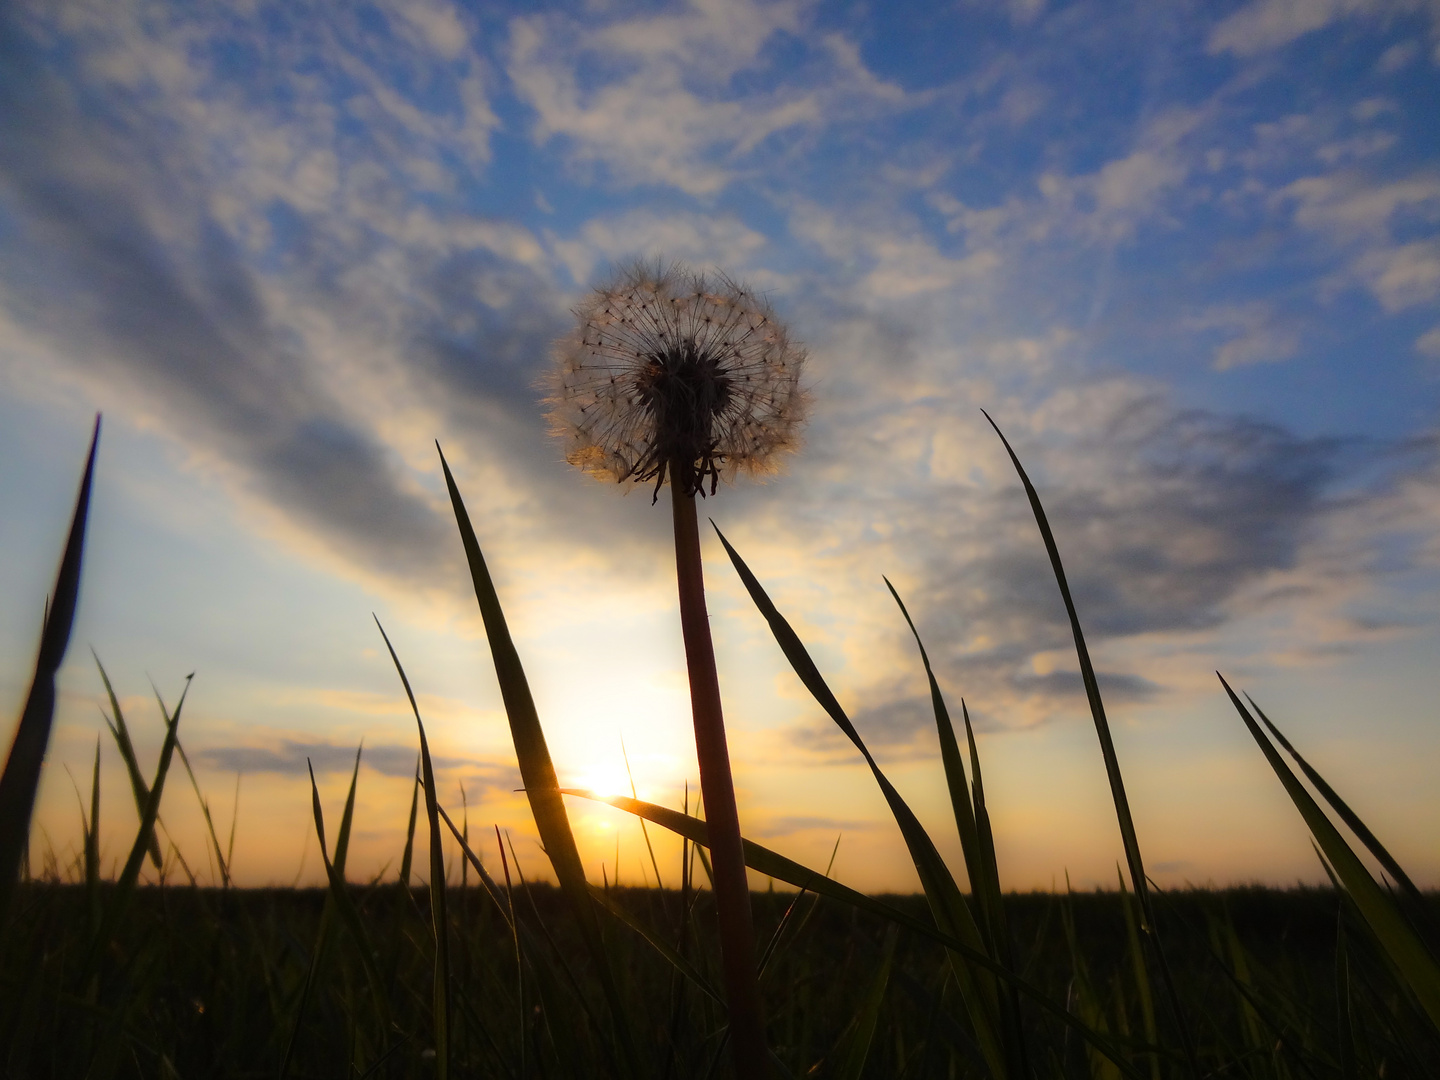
left=548, top=261, right=806, bottom=1077
left=547, top=261, right=805, bottom=501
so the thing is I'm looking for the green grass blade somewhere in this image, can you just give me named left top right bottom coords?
left=886, top=579, right=1030, bottom=1078
left=960, top=702, right=1031, bottom=1079
left=0, top=417, right=99, bottom=920
left=985, top=412, right=1198, bottom=1074
left=333, top=743, right=361, bottom=879
left=375, top=618, right=449, bottom=1080
left=883, top=580, right=987, bottom=913
left=93, top=652, right=164, bottom=869
left=715, top=525, right=1006, bottom=1078
left=82, top=673, right=187, bottom=983
left=400, top=762, right=420, bottom=889
left=226, top=771, right=240, bottom=875
left=85, top=737, right=101, bottom=893
left=982, top=412, right=1151, bottom=924
left=152, top=677, right=230, bottom=887
left=305, top=759, right=392, bottom=1035
left=1118, top=869, right=1160, bottom=1080
left=437, top=803, right=512, bottom=923
left=960, top=704, right=1008, bottom=954
left=825, top=926, right=898, bottom=1080
left=571, top=789, right=1146, bottom=1080
left=438, top=445, right=643, bottom=1078
left=1246, top=693, right=1430, bottom=915
left=1219, top=674, right=1440, bottom=1030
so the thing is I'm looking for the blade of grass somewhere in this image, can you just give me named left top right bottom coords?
left=0, top=417, right=99, bottom=920
left=885, top=578, right=1029, bottom=1078
left=438, top=445, right=643, bottom=1078
left=375, top=618, right=449, bottom=1080
left=714, top=525, right=1006, bottom=1078
left=93, top=652, right=164, bottom=870
left=437, top=805, right=511, bottom=921
left=623, top=737, right=665, bottom=893
left=884, top=580, right=987, bottom=908
left=278, top=744, right=364, bottom=1078
left=1246, top=693, right=1434, bottom=936
left=495, top=824, right=525, bottom=1080
left=152, top=679, right=230, bottom=887
left=1219, top=673, right=1440, bottom=1030
left=1117, top=868, right=1160, bottom=1080
left=400, top=763, right=420, bottom=890
left=959, top=702, right=1030, bottom=1079
left=82, top=672, right=187, bottom=983
left=565, top=788, right=1147, bottom=1080
left=984, top=411, right=1197, bottom=1075
left=305, top=759, right=392, bottom=1034
left=86, top=739, right=100, bottom=931
left=982, top=413, right=1149, bottom=923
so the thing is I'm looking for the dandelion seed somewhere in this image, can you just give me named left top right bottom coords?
left=546, top=260, right=806, bottom=500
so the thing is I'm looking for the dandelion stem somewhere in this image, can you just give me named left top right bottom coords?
left=671, top=481, right=769, bottom=1077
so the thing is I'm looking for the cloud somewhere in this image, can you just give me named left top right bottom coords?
left=1184, top=303, right=1302, bottom=370
left=506, top=0, right=911, bottom=196
left=1275, top=170, right=1440, bottom=312
left=1207, top=0, right=1437, bottom=58
left=197, top=737, right=520, bottom=793
left=549, top=210, right=769, bottom=286
left=0, top=2, right=585, bottom=593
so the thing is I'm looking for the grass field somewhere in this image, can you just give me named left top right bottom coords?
left=3, top=421, right=1438, bottom=1078
left=3, top=877, right=1435, bottom=1078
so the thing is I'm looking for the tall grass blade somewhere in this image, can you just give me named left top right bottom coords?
left=883, top=580, right=987, bottom=909
left=960, top=704, right=1008, bottom=957
left=173, top=732, right=230, bottom=886
left=305, top=759, right=391, bottom=1032
left=83, top=673, right=187, bottom=983
left=714, top=526, right=1007, bottom=1078
left=959, top=702, right=1031, bottom=1078
left=982, top=413, right=1150, bottom=924
left=985, top=412, right=1197, bottom=1074
left=0, top=417, right=99, bottom=919
left=438, top=445, right=643, bottom=1077
left=1246, top=693, right=1433, bottom=928
left=886, top=578, right=1029, bottom=1077
left=437, top=804, right=511, bottom=919
left=93, top=652, right=164, bottom=869
left=1117, top=869, right=1160, bottom=1080
left=375, top=619, right=449, bottom=1080
left=85, top=738, right=101, bottom=891
left=278, top=747, right=361, bottom=1078
left=1219, top=674, right=1440, bottom=1030
left=400, top=763, right=420, bottom=889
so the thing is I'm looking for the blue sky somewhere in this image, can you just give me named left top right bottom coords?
left=2, top=0, right=1439, bottom=892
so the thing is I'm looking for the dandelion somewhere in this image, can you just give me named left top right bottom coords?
left=547, top=261, right=806, bottom=1077
left=547, top=261, right=805, bottom=500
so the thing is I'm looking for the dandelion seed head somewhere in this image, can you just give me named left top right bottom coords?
left=545, top=260, right=807, bottom=498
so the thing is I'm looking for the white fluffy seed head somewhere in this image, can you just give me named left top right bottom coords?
left=545, top=260, right=807, bottom=497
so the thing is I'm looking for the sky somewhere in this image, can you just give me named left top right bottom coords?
left=2, top=0, right=1439, bottom=894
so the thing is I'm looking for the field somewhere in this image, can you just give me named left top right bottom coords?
left=5, top=879, right=1431, bottom=1078
left=3, top=424, right=1439, bottom=1079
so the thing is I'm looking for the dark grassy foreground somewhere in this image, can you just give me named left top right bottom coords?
left=5, top=881, right=1434, bottom=1079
